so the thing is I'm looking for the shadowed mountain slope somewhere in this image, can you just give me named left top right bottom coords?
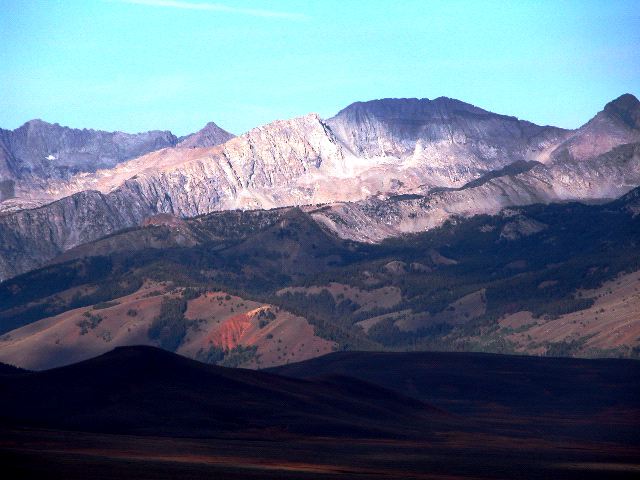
left=0, top=345, right=444, bottom=438
left=271, top=351, right=640, bottom=444
left=0, top=120, right=178, bottom=201
left=271, top=351, right=640, bottom=418
left=326, top=96, right=568, bottom=165
left=0, top=187, right=639, bottom=369
left=1, top=348, right=639, bottom=480
left=0, top=118, right=233, bottom=208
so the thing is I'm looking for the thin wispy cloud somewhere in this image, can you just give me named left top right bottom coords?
left=116, top=0, right=308, bottom=20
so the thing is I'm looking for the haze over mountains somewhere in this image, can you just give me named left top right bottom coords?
left=0, top=93, right=638, bottom=281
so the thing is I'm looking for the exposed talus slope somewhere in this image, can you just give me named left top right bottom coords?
left=312, top=142, right=640, bottom=242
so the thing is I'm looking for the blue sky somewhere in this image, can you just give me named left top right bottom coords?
left=1, top=0, right=639, bottom=136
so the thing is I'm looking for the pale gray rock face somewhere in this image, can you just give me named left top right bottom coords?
left=0, top=114, right=343, bottom=279
left=311, top=142, right=640, bottom=242
left=326, top=97, right=570, bottom=187
left=0, top=94, right=639, bottom=281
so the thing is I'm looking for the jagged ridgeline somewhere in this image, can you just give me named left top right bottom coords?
left=1, top=94, right=638, bottom=281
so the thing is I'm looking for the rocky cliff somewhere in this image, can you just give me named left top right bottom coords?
left=311, top=142, right=640, bottom=242
left=326, top=97, right=569, bottom=186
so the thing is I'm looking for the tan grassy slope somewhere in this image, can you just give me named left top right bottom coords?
left=0, top=282, right=334, bottom=371
left=498, top=270, right=640, bottom=356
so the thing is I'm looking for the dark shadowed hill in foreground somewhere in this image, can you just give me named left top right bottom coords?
left=272, top=350, right=640, bottom=442
left=0, top=346, right=444, bottom=439
left=1, top=347, right=639, bottom=479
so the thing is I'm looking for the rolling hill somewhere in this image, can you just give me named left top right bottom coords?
left=0, top=187, right=638, bottom=370
left=1, top=347, right=638, bottom=479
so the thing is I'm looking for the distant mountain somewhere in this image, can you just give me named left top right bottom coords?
left=177, top=121, right=235, bottom=148
left=0, top=95, right=638, bottom=281
left=549, top=93, right=640, bottom=162
left=326, top=96, right=568, bottom=172
left=0, top=120, right=177, bottom=200
left=0, top=118, right=233, bottom=205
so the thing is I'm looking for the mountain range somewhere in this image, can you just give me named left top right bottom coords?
left=2, top=93, right=640, bottom=478
left=0, top=94, right=638, bottom=281
left=0, top=93, right=639, bottom=370
left=0, top=183, right=638, bottom=370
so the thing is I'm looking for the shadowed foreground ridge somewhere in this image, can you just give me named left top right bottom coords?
left=1, top=347, right=639, bottom=479
left=272, top=351, right=640, bottom=433
left=0, top=345, right=443, bottom=438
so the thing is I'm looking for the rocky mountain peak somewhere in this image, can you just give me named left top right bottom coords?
left=603, top=93, right=640, bottom=130
left=329, top=97, right=490, bottom=125
left=325, top=96, right=567, bottom=173
left=22, top=118, right=48, bottom=128
left=177, top=121, right=234, bottom=148
left=0, top=120, right=181, bottom=193
left=548, top=94, right=640, bottom=163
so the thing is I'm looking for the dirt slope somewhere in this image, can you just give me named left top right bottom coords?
left=499, top=270, right=640, bottom=356
left=0, top=284, right=334, bottom=370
